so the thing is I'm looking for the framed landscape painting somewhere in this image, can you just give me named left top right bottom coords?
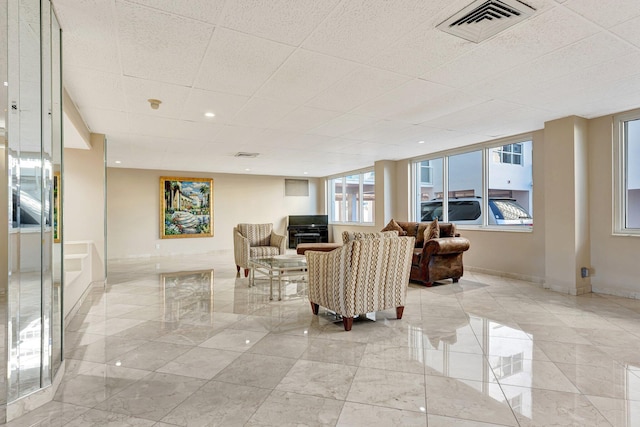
left=160, top=177, right=213, bottom=239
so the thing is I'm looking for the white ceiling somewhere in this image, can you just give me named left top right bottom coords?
left=52, top=0, right=640, bottom=177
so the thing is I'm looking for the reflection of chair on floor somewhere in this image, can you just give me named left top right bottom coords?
left=306, top=235, right=414, bottom=331
left=233, top=223, right=286, bottom=277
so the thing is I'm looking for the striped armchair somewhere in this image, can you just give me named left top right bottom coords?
left=306, top=235, right=415, bottom=331
left=233, top=223, right=286, bottom=277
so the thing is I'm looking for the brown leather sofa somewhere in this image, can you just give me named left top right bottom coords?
left=388, top=221, right=470, bottom=286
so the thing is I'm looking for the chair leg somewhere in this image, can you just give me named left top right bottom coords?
left=310, top=302, right=319, bottom=315
left=342, top=317, right=353, bottom=331
left=396, top=306, right=405, bottom=320
left=236, top=265, right=240, bottom=273
left=452, top=278, right=459, bottom=283
left=244, top=268, right=249, bottom=278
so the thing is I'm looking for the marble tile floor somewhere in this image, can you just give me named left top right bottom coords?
left=7, top=254, right=640, bottom=426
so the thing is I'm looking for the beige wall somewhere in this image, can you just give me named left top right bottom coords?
left=102, top=111, right=640, bottom=298
left=589, top=114, right=640, bottom=298
left=107, top=168, right=320, bottom=259
left=64, top=134, right=105, bottom=282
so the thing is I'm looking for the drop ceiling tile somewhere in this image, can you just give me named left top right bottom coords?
left=271, top=106, right=342, bottom=133
left=368, top=26, right=476, bottom=78
left=219, top=0, right=341, bottom=46
left=420, top=100, right=543, bottom=136
left=79, top=108, right=133, bottom=135
left=392, top=90, right=490, bottom=126
left=194, top=27, right=295, bottom=96
left=563, top=0, right=640, bottom=29
left=309, top=114, right=379, bottom=138
left=472, top=32, right=635, bottom=101
left=212, top=124, right=265, bottom=146
left=231, top=97, right=297, bottom=128
left=116, top=1, right=214, bottom=86
left=64, top=67, right=126, bottom=111
left=305, top=65, right=411, bottom=112
left=122, top=76, right=190, bottom=118
left=610, top=15, right=640, bottom=49
left=125, top=0, right=225, bottom=24
left=302, top=0, right=440, bottom=62
left=127, top=113, right=222, bottom=141
left=254, top=49, right=358, bottom=105
left=351, top=79, right=453, bottom=121
left=422, top=7, right=599, bottom=88
left=54, top=0, right=120, bottom=73
left=180, top=88, right=249, bottom=123
left=343, top=119, right=412, bottom=142
left=503, top=53, right=640, bottom=113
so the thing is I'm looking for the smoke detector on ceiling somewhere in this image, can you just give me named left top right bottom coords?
left=437, top=0, right=535, bottom=43
left=147, top=98, right=162, bottom=110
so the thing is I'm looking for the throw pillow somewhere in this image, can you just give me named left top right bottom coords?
left=342, top=230, right=399, bottom=244
left=424, top=218, right=440, bottom=241
left=381, top=219, right=407, bottom=236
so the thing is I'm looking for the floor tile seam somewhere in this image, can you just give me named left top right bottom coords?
left=495, top=377, right=581, bottom=394
left=153, top=376, right=218, bottom=426
left=342, top=395, right=429, bottom=416
left=428, top=413, right=516, bottom=427
left=582, top=395, right=632, bottom=427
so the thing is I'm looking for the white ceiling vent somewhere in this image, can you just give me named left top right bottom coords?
left=234, top=152, right=260, bottom=158
left=437, top=0, right=535, bottom=43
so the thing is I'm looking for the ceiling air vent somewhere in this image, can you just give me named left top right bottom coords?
left=437, top=0, right=535, bottom=43
left=234, top=152, right=260, bottom=158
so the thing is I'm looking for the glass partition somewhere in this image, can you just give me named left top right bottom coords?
left=4, top=0, right=63, bottom=405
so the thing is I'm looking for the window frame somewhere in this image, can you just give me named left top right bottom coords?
left=328, top=168, right=375, bottom=225
left=495, top=143, right=524, bottom=166
left=613, top=110, right=640, bottom=236
left=411, top=135, right=533, bottom=232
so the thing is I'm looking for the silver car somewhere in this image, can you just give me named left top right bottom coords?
left=420, top=198, right=533, bottom=225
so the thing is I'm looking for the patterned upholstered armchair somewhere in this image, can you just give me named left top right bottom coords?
left=233, top=223, right=286, bottom=277
left=306, top=235, right=415, bottom=331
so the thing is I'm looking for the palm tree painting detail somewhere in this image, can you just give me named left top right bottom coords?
left=160, top=177, right=214, bottom=239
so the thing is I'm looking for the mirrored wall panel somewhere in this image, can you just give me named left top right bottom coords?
left=4, top=0, right=63, bottom=403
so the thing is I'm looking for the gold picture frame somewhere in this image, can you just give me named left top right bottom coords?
left=160, top=176, right=213, bottom=239
left=54, top=172, right=61, bottom=243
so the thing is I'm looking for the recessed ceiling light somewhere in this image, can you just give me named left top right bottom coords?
left=204, top=112, right=215, bottom=118
left=245, top=168, right=251, bottom=171
left=303, top=172, right=308, bottom=175
left=418, top=140, right=425, bottom=144
left=3, top=81, right=7, bottom=87
left=114, top=160, right=122, bottom=164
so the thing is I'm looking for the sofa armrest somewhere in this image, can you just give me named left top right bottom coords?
left=270, top=232, right=286, bottom=254
left=423, top=237, right=470, bottom=257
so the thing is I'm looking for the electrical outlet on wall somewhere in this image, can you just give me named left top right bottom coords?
left=155, top=243, right=160, bottom=250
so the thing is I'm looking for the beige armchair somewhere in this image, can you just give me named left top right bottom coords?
left=233, top=223, right=286, bottom=277
left=306, top=235, right=415, bottom=331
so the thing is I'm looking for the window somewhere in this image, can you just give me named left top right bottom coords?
left=615, top=112, right=640, bottom=233
left=329, top=170, right=375, bottom=224
left=413, top=138, right=533, bottom=228
left=420, top=161, right=433, bottom=185
left=415, top=158, right=443, bottom=217
left=494, top=143, right=523, bottom=165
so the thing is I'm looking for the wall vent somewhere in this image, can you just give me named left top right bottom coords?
left=234, top=152, right=260, bottom=158
left=437, top=0, right=535, bottom=43
left=285, top=179, right=309, bottom=197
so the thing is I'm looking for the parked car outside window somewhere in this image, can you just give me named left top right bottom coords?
left=421, top=198, right=532, bottom=225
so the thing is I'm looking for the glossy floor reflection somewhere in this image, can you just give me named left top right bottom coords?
left=7, top=254, right=640, bottom=426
